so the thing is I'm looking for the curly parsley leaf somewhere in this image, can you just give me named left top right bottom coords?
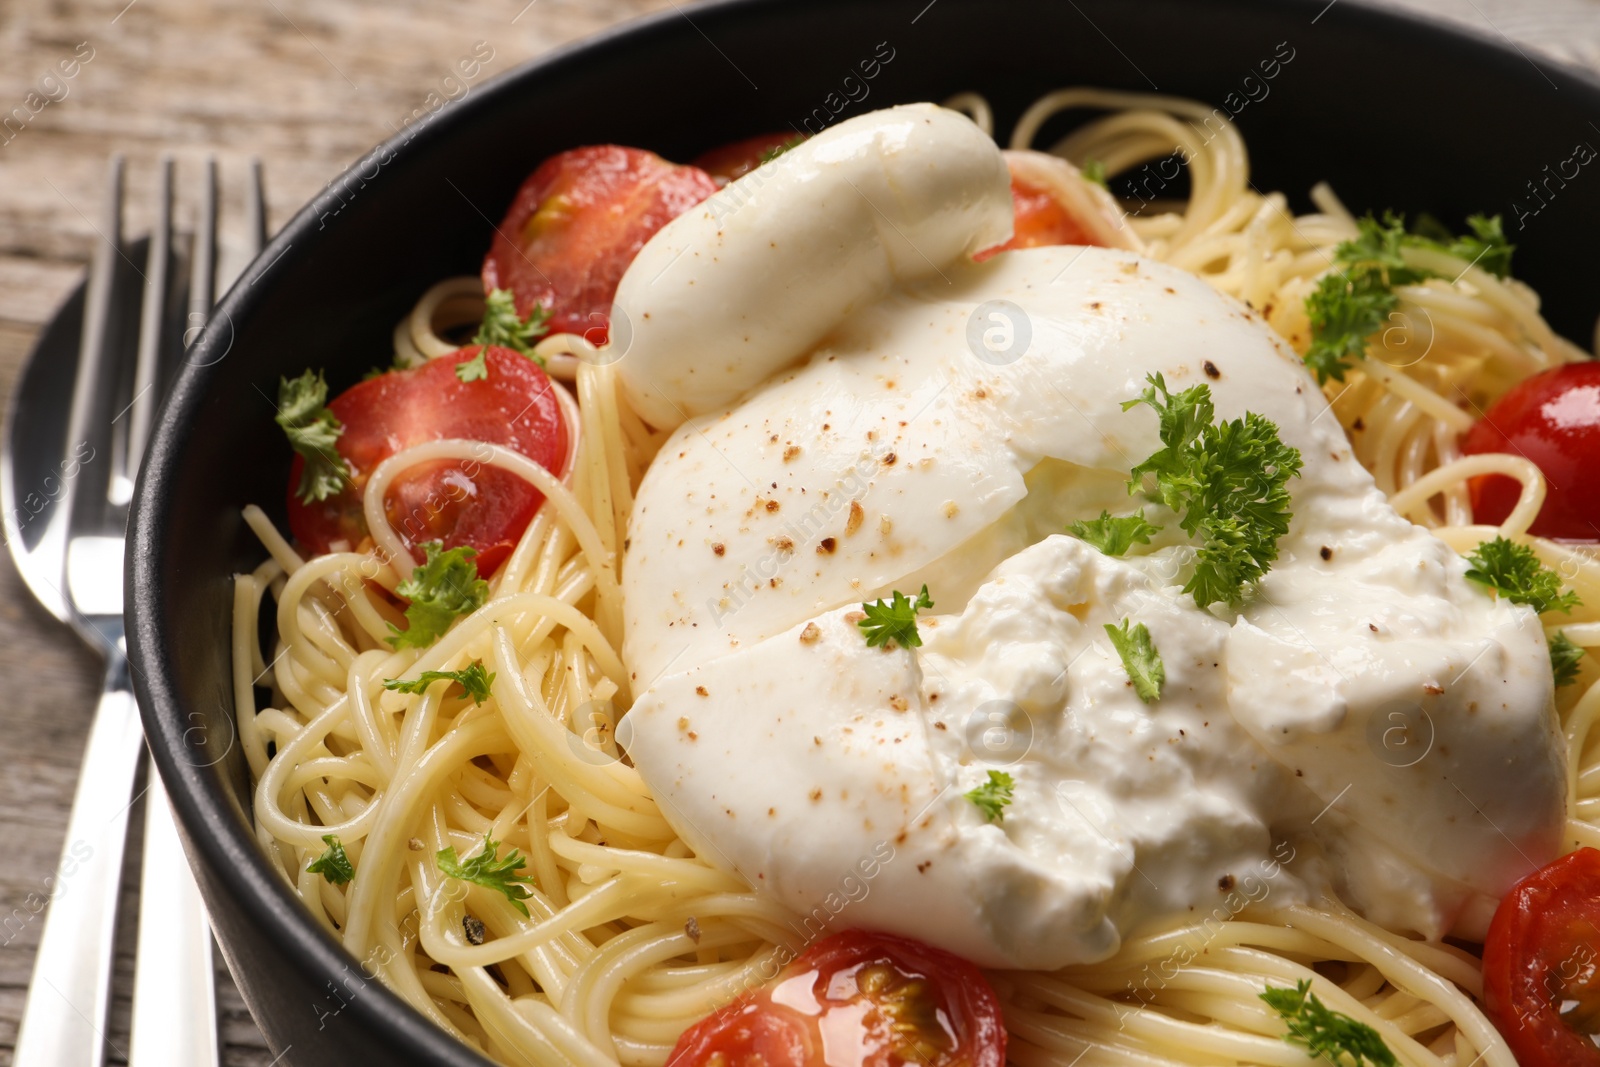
left=1343, top=212, right=1433, bottom=283
left=1123, top=373, right=1303, bottom=609
left=437, top=835, right=534, bottom=917
left=858, top=585, right=934, bottom=650
left=1302, top=213, right=1431, bottom=385
left=382, top=660, right=496, bottom=705
left=276, top=369, right=351, bottom=504
left=387, top=542, right=491, bottom=649
left=464, top=288, right=551, bottom=379
left=759, top=135, right=806, bottom=165
left=306, top=834, right=354, bottom=885
left=455, top=347, right=490, bottom=383
left=1551, top=631, right=1587, bottom=688
left=964, top=770, right=1015, bottom=823
left=1464, top=536, right=1581, bottom=615
left=1303, top=212, right=1516, bottom=383
left=1449, top=214, right=1515, bottom=278
left=1411, top=212, right=1514, bottom=279
left=1303, top=268, right=1398, bottom=385
left=1123, top=373, right=1214, bottom=503
left=1105, top=618, right=1165, bottom=703
left=1068, top=509, right=1161, bottom=557
left=1081, top=158, right=1108, bottom=187
left=1260, top=980, right=1397, bottom=1067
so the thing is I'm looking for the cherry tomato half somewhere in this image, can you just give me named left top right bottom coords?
left=1461, top=361, right=1600, bottom=541
left=1483, top=847, right=1600, bottom=1066
left=285, top=347, right=567, bottom=578
left=975, top=167, right=1105, bottom=264
left=667, top=930, right=1006, bottom=1067
left=482, top=145, right=716, bottom=344
left=692, top=132, right=805, bottom=185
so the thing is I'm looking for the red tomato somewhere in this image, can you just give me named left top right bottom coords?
left=1483, top=847, right=1600, bottom=1066
left=667, top=930, right=1005, bottom=1067
left=1461, top=361, right=1600, bottom=541
left=481, top=146, right=716, bottom=344
left=975, top=174, right=1103, bottom=263
left=691, top=133, right=805, bottom=184
left=285, top=347, right=567, bottom=578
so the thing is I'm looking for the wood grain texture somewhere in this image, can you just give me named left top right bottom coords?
left=0, top=0, right=1595, bottom=1064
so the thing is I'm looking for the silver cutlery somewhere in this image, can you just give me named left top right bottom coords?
left=2, top=153, right=265, bottom=1067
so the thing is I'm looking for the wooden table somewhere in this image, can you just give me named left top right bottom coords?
left=0, top=0, right=1596, bottom=1063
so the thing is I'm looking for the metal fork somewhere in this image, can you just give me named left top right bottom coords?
left=6, top=154, right=263, bottom=1067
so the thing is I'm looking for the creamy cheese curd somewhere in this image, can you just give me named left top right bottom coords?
left=611, top=104, right=1566, bottom=969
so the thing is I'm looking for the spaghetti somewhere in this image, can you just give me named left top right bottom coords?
left=235, top=89, right=1599, bottom=1066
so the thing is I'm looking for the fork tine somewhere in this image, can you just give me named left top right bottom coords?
left=128, top=158, right=221, bottom=1067
left=59, top=155, right=124, bottom=563
left=246, top=157, right=267, bottom=259
left=122, top=155, right=172, bottom=492
left=185, top=157, right=217, bottom=349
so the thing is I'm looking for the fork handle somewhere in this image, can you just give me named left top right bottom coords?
left=13, top=653, right=142, bottom=1067
left=128, top=767, right=219, bottom=1066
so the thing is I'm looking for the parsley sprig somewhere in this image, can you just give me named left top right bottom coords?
left=458, top=288, right=552, bottom=380
left=1303, top=212, right=1514, bottom=384
left=387, top=542, right=491, bottom=649
left=276, top=369, right=351, bottom=504
left=383, top=660, right=496, bottom=705
left=1067, top=509, right=1160, bottom=557
left=965, top=770, right=1015, bottom=823
left=1411, top=213, right=1515, bottom=278
left=1081, top=158, right=1108, bottom=187
left=1123, top=373, right=1303, bottom=610
left=437, top=835, right=535, bottom=916
left=858, top=585, right=934, bottom=650
left=306, top=834, right=354, bottom=885
left=1463, top=536, right=1581, bottom=615
left=1550, top=631, right=1587, bottom=688
left=1105, top=618, right=1165, bottom=703
left=1260, top=980, right=1397, bottom=1066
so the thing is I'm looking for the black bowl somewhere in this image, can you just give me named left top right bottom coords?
left=127, top=0, right=1600, bottom=1062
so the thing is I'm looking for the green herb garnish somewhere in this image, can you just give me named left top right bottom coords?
left=382, top=661, right=496, bottom=705
left=436, top=835, right=534, bottom=916
left=858, top=585, right=934, bottom=650
left=306, top=834, right=354, bottom=885
left=1067, top=509, right=1160, bottom=557
left=387, top=542, right=491, bottom=649
left=1123, top=373, right=1303, bottom=609
left=1105, top=618, right=1165, bottom=703
left=1302, top=212, right=1514, bottom=383
left=964, top=770, right=1015, bottom=823
left=1411, top=212, right=1514, bottom=279
left=1464, top=536, right=1581, bottom=615
left=1260, top=979, right=1397, bottom=1066
left=461, top=287, right=551, bottom=379
left=276, top=369, right=351, bottom=504
left=1551, top=631, right=1586, bottom=688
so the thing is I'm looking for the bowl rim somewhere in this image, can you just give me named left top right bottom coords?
left=125, top=0, right=1600, bottom=1060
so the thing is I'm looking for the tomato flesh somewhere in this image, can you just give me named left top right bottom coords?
left=1460, top=361, right=1600, bottom=541
left=667, top=930, right=1005, bottom=1067
left=975, top=173, right=1103, bottom=263
left=482, top=145, right=716, bottom=344
left=285, top=347, right=567, bottom=577
left=692, top=132, right=805, bottom=185
left=1483, top=847, right=1600, bottom=1066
